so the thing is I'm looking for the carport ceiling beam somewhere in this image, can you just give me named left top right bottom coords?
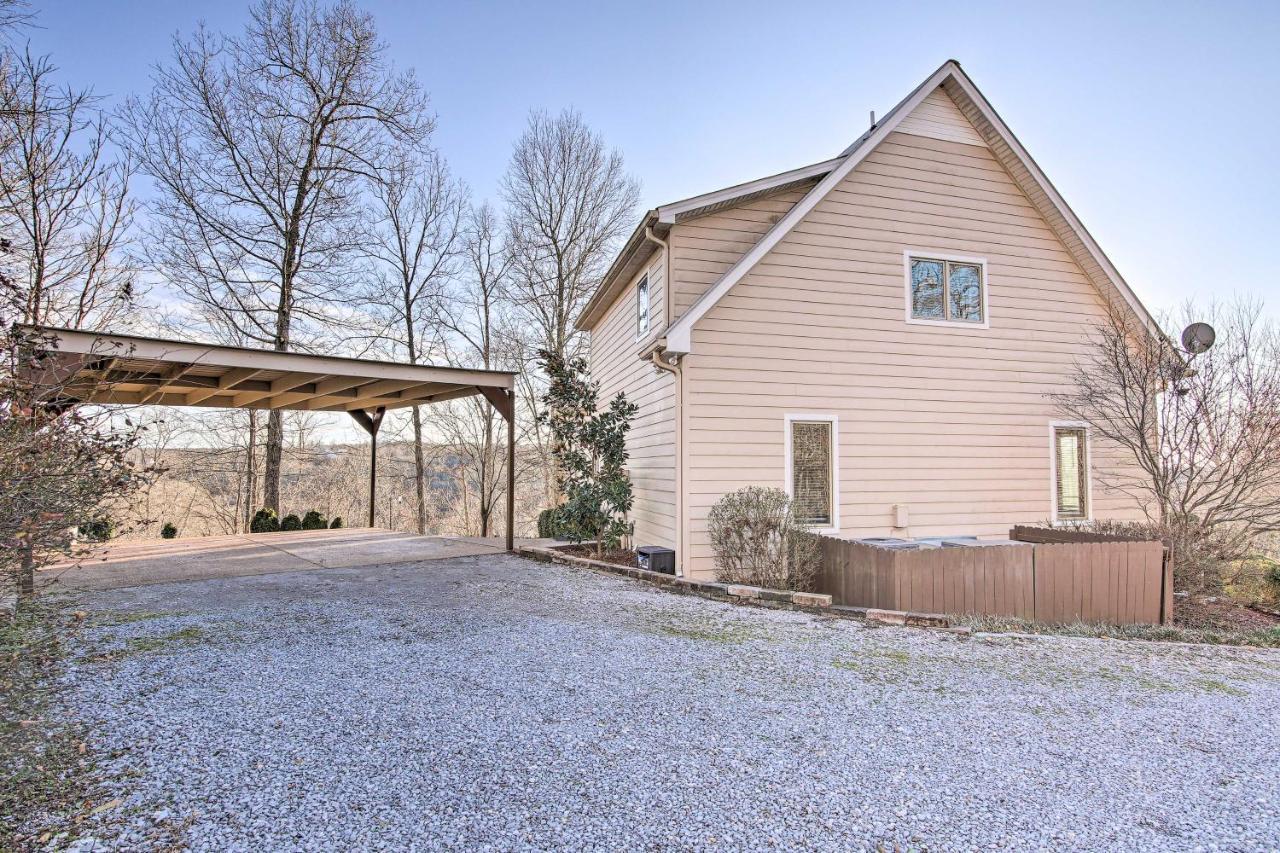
left=186, top=367, right=264, bottom=406
left=231, top=373, right=328, bottom=408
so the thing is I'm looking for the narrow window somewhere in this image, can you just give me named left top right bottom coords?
left=1054, top=427, right=1088, bottom=520
left=908, top=255, right=985, bottom=323
left=636, top=275, right=650, bottom=337
left=790, top=420, right=833, bottom=527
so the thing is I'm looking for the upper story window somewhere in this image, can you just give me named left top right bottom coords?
left=905, top=252, right=987, bottom=326
left=1053, top=425, right=1089, bottom=521
left=636, top=275, right=650, bottom=337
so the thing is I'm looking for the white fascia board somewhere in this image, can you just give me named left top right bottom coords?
left=943, top=72, right=1162, bottom=337
left=664, top=62, right=958, bottom=355
left=656, top=157, right=843, bottom=225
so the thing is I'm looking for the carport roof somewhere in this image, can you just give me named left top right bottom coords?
left=26, top=326, right=516, bottom=413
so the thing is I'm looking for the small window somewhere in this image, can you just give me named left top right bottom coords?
left=789, top=419, right=834, bottom=528
left=636, top=275, right=650, bottom=337
left=908, top=255, right=985, bottom=323
left=1054, top=426, right=1089, bottom=520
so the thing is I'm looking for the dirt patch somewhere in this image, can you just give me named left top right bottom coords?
left=551, top=544, right=639, bottom=569
left=1176, top=596, right=1280, bottom=632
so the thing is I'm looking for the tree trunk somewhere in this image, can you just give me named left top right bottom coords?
left=19, top=542, right=35, bottom=598
left=263, top=410, right=283, bottom=512
left=411, top=406, right=427, bottom=535
left=243, top=410, right=258, bottom=531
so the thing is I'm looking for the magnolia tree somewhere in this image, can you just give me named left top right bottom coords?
left=536, top=349, right=636, bottom=557
left=1054, top=300, right=1280, bottom=591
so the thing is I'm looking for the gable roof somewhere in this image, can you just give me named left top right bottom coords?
left=575, top=157, right=840, bottom=331
left=659, top=60, right=1161, bottom=354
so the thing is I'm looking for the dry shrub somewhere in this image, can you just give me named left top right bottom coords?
left=707, top=486, right=820, bottom=591
left=1067, top=518, right=1252, bottom=594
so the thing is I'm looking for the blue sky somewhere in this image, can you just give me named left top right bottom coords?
left=29, top=0, right=1280, bottom=317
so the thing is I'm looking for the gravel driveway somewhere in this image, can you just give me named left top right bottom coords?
left=56, top=553, right=1280, bottom=851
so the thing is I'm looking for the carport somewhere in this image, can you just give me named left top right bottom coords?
left=28, top=327, right=519, bottom=550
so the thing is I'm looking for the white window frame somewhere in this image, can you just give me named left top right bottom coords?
left=903, top=250, right=990, bottom=329
left=1049, top=420, right=1093, bottom=524
left=635, top=274, right=650, bottom=340
left=783, top=413, right=840, bottom=534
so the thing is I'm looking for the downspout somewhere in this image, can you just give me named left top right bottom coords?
left=642, top=225, right=684, bottom=575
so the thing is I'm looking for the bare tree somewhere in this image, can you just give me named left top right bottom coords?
left=427, top=203, right=512, bottom=536
left=1, top=326, right=155, bottom=598
left=0, top=49, right=136, bottom=329
left=501, top=108, right=638, bottom=361
left=1054, top=300, right=1280, bottom=589
left=122, top=0, right=431, bottom=513
left=362, top=148, right=465, bottom=532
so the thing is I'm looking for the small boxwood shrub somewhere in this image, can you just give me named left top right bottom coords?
left=250, top=508, right=280, bottom=533
left=79, top=517, right=114, bottom=542
left=301, top=510, right=327, bottom=530
left=280, top=513, right=302, bottom=531
left=161, top=522, right=178, bottom=539
left=537, top=507, right=568, bottom=539
left=329, top=517, right=344, bottom=529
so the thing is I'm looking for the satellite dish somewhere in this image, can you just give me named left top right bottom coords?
left=1181, top=322, right=1216, bottom=355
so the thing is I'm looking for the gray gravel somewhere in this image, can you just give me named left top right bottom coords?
left=53, top=553, right=1280, bottom=851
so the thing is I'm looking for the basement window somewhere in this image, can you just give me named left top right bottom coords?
left=636, top=275, right=650, bottom=338
left=906, top=253, right=987, bottom=326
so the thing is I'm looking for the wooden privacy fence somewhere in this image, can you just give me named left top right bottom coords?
left=814, top=530, right=1171, bottom=625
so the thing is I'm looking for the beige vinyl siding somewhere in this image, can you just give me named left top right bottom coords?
left=668, top=185, right=814, bottom=317
left=587, top=254, right=677, bottom=551
left=896, top=87, right=988, bottom=147
left=676, top=120, right=1145, bottom=578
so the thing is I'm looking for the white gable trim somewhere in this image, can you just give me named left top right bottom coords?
left=656, top=157, right=842, bottom=225
left=664, top=62, right=955, bottom=354
left=941, top=71, right=1158, bottom=339
left=664, top=61, right=1160, bottom=355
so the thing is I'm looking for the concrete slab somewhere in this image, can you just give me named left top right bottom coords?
left=40, top=528, right=517, bottom=591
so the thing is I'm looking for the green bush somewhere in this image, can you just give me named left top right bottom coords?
left=79, top=518, right=114, bottom=542
left=161, top=522, right=178, bottom=539
left=280, top=514, right=302, bottom=532
left=536, top=349, right=637, bottom=557
left=301, top=510, right=327, bottom=530
left=250, top=508, right=280, bottom=533
left=1266, top=563, right=1280, bottom=597
left=537, top=507, right=567, bottom=539
left=329, top=517, right=344, bottom=529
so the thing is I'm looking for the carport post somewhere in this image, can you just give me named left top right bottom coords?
left=349, top=406, right=386, bottom=529
left=506, top=389, right=515, bottom=552
left=478, top=386, right=517, bottom=551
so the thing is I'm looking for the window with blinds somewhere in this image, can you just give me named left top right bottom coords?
left=1054, top=427, right=1088, bottom=520
left=790, top=420, right=833, bottom=527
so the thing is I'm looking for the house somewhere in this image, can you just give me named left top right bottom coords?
left=577, top=60, right=1154, bottom=580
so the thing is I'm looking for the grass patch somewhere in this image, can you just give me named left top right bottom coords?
left=655, top=621, right=753, bottom=644
left=0, top=599, right=96, bottom=849
left=120, top=626, right=204, bottom=658
left=1190, top=677, right=1249, bottom=697
left=953, top=614, right=1280, bottom=649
